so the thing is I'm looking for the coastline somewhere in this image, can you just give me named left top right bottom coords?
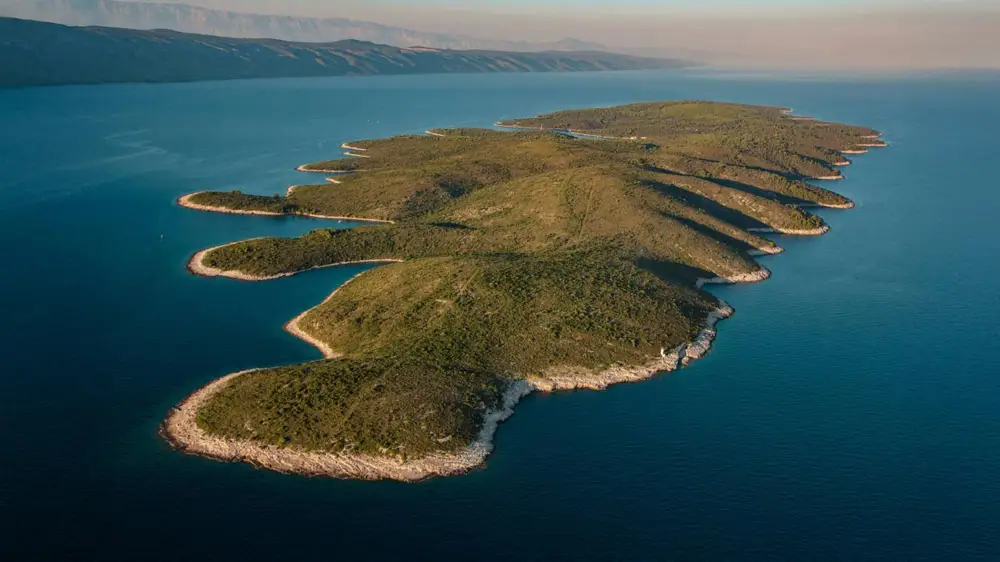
left=167, top=177, right=844, bottom=479
left=799, top=201, right=854, bottom=210
left=747, top=224, right=831, bottom=236
left=162, top=297, right=735, bottom=481
left=695, top=268, right=771, bottom=289
left=187, top=239, right=403, bottom=282
left=295, top=165, right=366, bottom=173
left=165, top=110, right=884, bottom=482
left=749, top=247, right=783, bottom=257
left=166, top=251, right=784, bottom=481
left=286, top=176, right=343, bottom=195
left=282, top=270, right=377, bottom=358
left=177, top=192, right=393, bottom=224
left=169, top=148, right=851, bottom=481
left=162, top=366, right=535, bottom=482
left=188, top=239, right=272, bottom=280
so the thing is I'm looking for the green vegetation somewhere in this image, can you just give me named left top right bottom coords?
left=197, top=252, right=713, bottom=456
left=197, top=356, right=510, bottom=456
left=184, top=102, right=881, bottom=460
left=500, top=102, right=880, bottom=182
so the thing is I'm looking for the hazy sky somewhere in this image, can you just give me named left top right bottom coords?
left=151, top=0, right=991, bottom=17
left=140, top=0, right=1000, bottom=68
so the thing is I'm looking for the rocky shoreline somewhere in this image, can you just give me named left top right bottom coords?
left=818, top=201, right=855, bottom=209
left=747, top=224, right=831, bottom=236
left=164, top=115, right=885, bottom=482
left=695, top=268, right=772, bottom=289
left=799, top=201, right=854, bottom=210
left=170, top=164, right=844, bottom=480
left=295, top=165, right=366, bottom=173
left=282, top=270, right=382, bottom=358
left=161, top=298, right=736, bottom=481
left=166, top=252, right=783, bottom=481
left=178, top=192, right=393, bottom=223
left=188, top=240, right=273, bottom=280
left=162, top=367, right=535, bottom=482
left=187, top=240, right=403, bottom=282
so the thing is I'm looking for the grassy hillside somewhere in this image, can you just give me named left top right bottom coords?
left=197, top=252, right=714, bottom=456
left=0, top=17, right=685, bottom=88
left=180, top=102, right=883, bottom=463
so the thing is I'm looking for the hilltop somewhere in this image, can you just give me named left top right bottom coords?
left=164, top=101, right=886, bottom=480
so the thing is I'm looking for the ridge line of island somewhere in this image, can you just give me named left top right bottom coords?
left=163, top=101, right=886, bottom=481
left=493, top=120, right=875, bottom=183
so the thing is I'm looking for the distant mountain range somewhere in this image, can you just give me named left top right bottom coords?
left=0, top=0, right=611, bottom=52
left=0, top=18, right=687, bottom=88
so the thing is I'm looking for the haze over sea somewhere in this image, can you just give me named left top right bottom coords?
left=2, top=69, right=999, bottom=561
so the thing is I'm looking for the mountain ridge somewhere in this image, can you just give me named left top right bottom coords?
left=0, top=17, right=688, bottom=88
left=0, top=0, right=611, bottom=52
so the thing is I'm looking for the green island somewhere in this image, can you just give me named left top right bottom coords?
left=163, top=101, right=885, bottom=481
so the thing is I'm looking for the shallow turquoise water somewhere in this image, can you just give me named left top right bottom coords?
left=3, top=70, right=999, bottom=560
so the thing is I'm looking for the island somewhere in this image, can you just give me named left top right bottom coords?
left=163, top=101, right=886, bottom=481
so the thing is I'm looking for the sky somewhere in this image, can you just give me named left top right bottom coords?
left=152, top=0, right=991, bottom=17
left=142, top=0, right=1000, bottom=68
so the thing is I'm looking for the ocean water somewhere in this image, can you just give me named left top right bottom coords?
left=2, top=70, right=999, bottom=561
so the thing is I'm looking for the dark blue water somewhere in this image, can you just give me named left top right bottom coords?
left=3, top=70, right=999, bottom=561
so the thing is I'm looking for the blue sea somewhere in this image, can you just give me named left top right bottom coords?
left=3, top=70, right=999, bottom=561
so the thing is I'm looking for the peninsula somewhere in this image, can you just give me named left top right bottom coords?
left=165, top=101, right=885, bottom=480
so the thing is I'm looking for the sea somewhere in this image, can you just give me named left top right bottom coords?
left=2, top=69, right=999, bottom=561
